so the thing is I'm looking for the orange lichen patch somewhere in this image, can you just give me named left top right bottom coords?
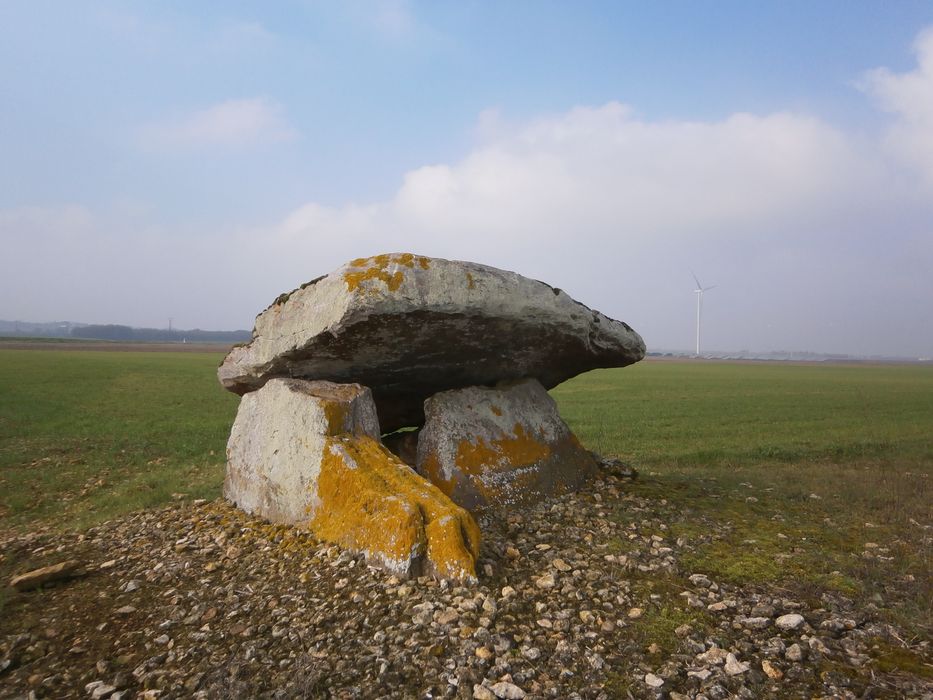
left=344, top=266, right=404, bottom=293
left=425, top=514, right=481, bottom=580
left=454, top=423, right=551, bottom=476
left=321, top=400, right=350, bottom=434
left=283, top=381, right=369, bottom=435
left=311, top=434, right=478, bottom=580
left=419, top=450, right=458, bottom=498
left=343, top=253, right=431, bottom=292
left=490, top=405, right=502, bottom=416
left=466, top=271, right=476, bottom=289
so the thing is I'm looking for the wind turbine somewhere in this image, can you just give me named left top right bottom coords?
left=691, top=272, right=716, bottom=356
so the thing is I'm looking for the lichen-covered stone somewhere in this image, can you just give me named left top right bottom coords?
left=225, top=378, right=480, bottom=581
left=416, top=378, right=599, bottom=511
left=218, top=253, right=645, bottom=432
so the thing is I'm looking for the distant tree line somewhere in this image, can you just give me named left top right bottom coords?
left=71, top=325, right=250, bottom=343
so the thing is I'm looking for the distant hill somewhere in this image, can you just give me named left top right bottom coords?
left=0, top=320, right=251, bottom=344
left=0, top=320, right=88, bottom=338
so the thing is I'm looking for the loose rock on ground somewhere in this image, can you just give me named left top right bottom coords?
left=3, top=465, right=930, bottom=699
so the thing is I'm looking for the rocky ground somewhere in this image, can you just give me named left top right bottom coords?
left=2, top=469, right=930, bottom=700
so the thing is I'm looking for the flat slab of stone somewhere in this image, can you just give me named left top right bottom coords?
left=225, top=378, right=480, bottom=581
left=9, top=560, right=81, bottom=592
left=219, top=253, right=645, bottom=432
left=416, top=379, right=599, bottom=511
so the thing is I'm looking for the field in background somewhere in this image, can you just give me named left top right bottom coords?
left=554, top=361, right=932, bottom=642
left=0, top=349, right=236, bottom=530
left=1, top=350, right=931, bottom=640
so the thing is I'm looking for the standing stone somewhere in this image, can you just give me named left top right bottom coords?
left=225, top=378, right=480, bottom=581
left=218, top=253, right=645, bottom=432
left=416, top=378, right=598, bottom=511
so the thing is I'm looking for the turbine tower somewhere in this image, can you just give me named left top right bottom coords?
left=692, top=272, right=716, bottom=356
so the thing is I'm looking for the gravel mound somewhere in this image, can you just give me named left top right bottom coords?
left=2, top=471, right=930, bottom=699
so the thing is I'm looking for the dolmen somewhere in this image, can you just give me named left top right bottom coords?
left=219, top=253, right=645, bottom=582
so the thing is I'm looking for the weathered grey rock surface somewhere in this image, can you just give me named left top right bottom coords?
left=225, top=378, right=480, bottom=581
left=225, top=378, right=379, bottom=524
left=218, top=253, right=645, bottom=432
left=416, top=379, right=598, bottom=511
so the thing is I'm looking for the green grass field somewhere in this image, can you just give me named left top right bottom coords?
left=0, top=350, right=237, bottom=530
left=1, top=350, right=931, bottom=638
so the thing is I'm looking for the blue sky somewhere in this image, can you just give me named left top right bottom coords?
left=2, top=2, right=933, bottom=356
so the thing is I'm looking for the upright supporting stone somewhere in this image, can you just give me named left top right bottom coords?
left=225, top=378, right=480, bottom=581
left=416, top=378, right=599, bottom=511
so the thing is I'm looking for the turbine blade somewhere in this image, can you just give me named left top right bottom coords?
left=704, top=285, right=716, bottom=292
left=690, top=270, right=702, bottom=290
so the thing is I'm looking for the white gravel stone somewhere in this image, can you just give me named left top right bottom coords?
left=724, top=653, right=750, bottom=675
left=741, top=616, right=771, bottom=629
left=522, top=646, right=542, bottom=661
left=490, top=681, right=526, bottom=699
left=473, top=685, right=496, bottom=700
left=696, top=647, right=729, bottom=665
left=775, top=613, right=806, bottom=631
left=644, top=673, right=665, bottom=688
left=91, top=684, right=117, bottom=700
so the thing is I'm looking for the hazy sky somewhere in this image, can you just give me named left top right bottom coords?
left=2, top=2, right=933, bottom=357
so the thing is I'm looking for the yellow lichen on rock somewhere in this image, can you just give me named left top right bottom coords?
left=419, top=450, right=455, bottom=495
left=455, top=423, right=551, bottom=475
left=416, top=379, right=600, bottom=512
left=321, top=400, right=349, bottom=433
left=420, top=422, right=557, bottom=507
left=344, top=253, right=431, bottom=292
left=225, top=378, right=477, bottom=582
left=311, top=433, right=479, bottom=581
left=424, top=513, right=481, bottom=581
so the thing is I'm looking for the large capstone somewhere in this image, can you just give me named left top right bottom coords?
left=224, top=378, right=480, bottom=581
left=219, top=253, right=645, bottom=432
left=416, top=379, right=599, bottom=511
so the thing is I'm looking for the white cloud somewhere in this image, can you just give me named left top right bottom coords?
left=242, top=95, right=929, bottom=356
left=861, top=27, right=933, bottom=188
left=210, top=20, right=278, bottom=53
left=272, top=101, right=871, bottom=254
left=138, top=98, right=297, bottom=151
left=341, top=0, right=447, bottom=48
left=370, top=0, right=417, bottom=39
